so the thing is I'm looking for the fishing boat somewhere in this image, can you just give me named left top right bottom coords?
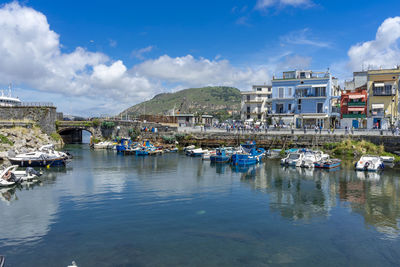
left=115, top=138, right=132, bottom=152
left=189, top=148, right=208, bottom=157
left=8, top=144, right=69, bottom=167
left=314, top=159, right=341, bottom=169
left=355, top=155, right=384, bottom=171
left=231, top=142, right=265, bottom=166
left=210, top=148, right=231, bottom=163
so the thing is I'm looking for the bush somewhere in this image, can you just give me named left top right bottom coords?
left=101, top=121, right=115, bottom=129
left=128, top=128, right=139, bottom=140
left=92, top=118, right=100, bottom=127
left=50, top=132, right=62, bottom=142
left=0, top=134, right=13, bottom=146
left=175, top=133, right=185, bottom=141
left=162, top=135, right=176, bottom=144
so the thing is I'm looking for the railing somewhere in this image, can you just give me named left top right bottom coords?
left=19, top=102, right=55, bottom=107
left=372, top=89, right=395, bottom=96
left=347, top=102, right=366, bottom=106
left=342, top=114, right=366, bottom=118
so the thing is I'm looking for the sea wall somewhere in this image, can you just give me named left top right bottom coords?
left=0, top=106, right=57, bottom=134
left=140, top=132, right=400, bottom=153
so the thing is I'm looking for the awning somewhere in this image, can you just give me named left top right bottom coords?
left=372, top=104, right=384, bottom=109
left=296, top=84, right=311, bottom=88
left=348, top=107, right=365, bottom=112
left=348, top=94, right=364, bottom=99
left=301, top=114, right=328, bottom=119
left=311, top=84, right=327, bottom=88
left=374, top=82, right=384, bottom=87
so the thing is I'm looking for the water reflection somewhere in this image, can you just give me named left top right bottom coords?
left=240, top=160, right=400, bottom=237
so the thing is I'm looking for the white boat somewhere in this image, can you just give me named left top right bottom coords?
left=8, top=144, right=70, bottom=167
left=281, top=152, right=304, bottom=167
left=301, top=150, right=329, bottom=168
left=380, top=156, right=395, bottom=164
left=93, top=141, right=113, bottom=149
left=202, top=150, right=216, bottom=161
left=0, top=84, right=21, bottom=107
left=0, top=165, right=40, bottom=184
left=355, top=155, right=384, bottom=171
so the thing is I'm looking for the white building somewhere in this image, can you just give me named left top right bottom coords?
left=240, top=85, right=272, bottom=121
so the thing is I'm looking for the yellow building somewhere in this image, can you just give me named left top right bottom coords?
left=367, top=68, right=400, bottom=129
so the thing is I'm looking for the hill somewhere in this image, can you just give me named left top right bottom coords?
left=120, top=86, right=241, bottom=120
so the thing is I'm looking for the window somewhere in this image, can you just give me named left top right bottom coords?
left=257, top=105, right=262, bottom=112
left=268, top=88, right=271, bottom=92
left=257, top=87, right=262, bottom=91
left=287, top=87, right=292, bottom=97
left=257, top=94, right=261, bottom=98
left=247, top=95, right=250, bottom=101
left=279, top=88, right=284, bottom=98
left=300, top=72, right=306, bottom=78
left=298, top=99, right=302, bottom=112
left=317, top=103, right=324, bottom=113
left=288, top=104, right=292, bottom=112
left=384, top=84, right=392, bottom=95
left=315, top=87, right=326, bottom=97
left=276, top=104, right=284, bottom=113
left=247, top=106, right=250, bottom=113
left=247, top=115, right=250, bottom=119
left=258, top=114, right=261, bottom=119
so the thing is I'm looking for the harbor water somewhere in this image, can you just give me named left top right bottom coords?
left=1, top=145, right=400, bottom=266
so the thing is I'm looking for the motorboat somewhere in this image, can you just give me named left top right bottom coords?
left=301, top=150, right=329, bottom=168
left=189, top=148, right=209, bottom=157
left=355, top=155, right=384, bottom=171
left=281, top=152, right=304, bottom=167
left=8, top=144, right=70, bottom=167
left=93, top=141, right=113, bottom=149
left=380, top=156, right=395, bottom=164
left=115, top=138, right=132, bottom=152
left=202, top=150, right=215, bottom=161
left=314, top=159, right=341, bottom=169
left=210, top=148, right=231, bottom=163
left=231, top=142, right=265, bottom=166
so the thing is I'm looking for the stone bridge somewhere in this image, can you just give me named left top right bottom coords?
left=56, top=120, right=177, bottom=144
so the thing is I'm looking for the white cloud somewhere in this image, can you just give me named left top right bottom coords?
left=256, top=0, right=313, bottom=10
left=131, top=45, right=154, bottom=60
left=0, top=2, right=158, bottom=107
left=136, top=55, right=270, bottom=89
left=280, top=28, right=331, bottom=48
left=348, top=17, right=400, bottom=71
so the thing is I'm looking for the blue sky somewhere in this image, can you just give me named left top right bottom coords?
left=0, top=0, right=400, bottom=116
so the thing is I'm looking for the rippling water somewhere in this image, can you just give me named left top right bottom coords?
left=1, top=145, right=400, bottom=266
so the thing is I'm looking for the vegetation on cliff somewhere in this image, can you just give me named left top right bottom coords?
left=120, top=86, right=241, bottom=120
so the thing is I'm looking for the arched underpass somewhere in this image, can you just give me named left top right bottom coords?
left=58, top=128, right=93, bottom=144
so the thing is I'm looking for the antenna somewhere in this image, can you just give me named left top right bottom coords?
left=8, top=83, right=11, bottom=97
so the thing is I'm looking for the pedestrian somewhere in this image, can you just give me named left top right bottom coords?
left=319, top=125, right=322, bottom=134
left=345, top=126, right=348, bottom=135
left=314, top=125, right=318, bottom=134
left=303, top=124, right=306, bottom=134
left=351, top=126, right=354, bottom=135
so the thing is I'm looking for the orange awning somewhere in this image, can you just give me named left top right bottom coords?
left=348, top=107, right=365, bottom=112
left=348, top=95, right=364, bottom=99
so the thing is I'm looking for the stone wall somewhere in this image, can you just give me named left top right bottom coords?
left=140, top=132, right=400, bottom=153
left=0, top=106, right=57, bottom=134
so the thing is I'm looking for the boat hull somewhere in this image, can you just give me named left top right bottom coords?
left=9, top=158, right=66, bottom=167
left=315, top=162, right=341, bottom=169
left=210, top=156, right=230, bottom=163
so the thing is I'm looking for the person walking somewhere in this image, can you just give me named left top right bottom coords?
left=319, top=125, right=322, bottom=134
left=303, top=124, right=306, bottom=134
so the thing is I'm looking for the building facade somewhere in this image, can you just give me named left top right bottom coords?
left=270, top=70, right=340, bottom=128
left=340, top=71, right=368, bottom=129
left=366, top=68, right=400, bottom=129
left=240, top=85, right=272, bottom=121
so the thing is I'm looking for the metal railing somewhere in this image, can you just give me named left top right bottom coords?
left=19, top=102, right=55, bottom=107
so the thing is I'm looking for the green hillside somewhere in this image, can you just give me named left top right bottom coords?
left=120, top=86, right=241, bottom=119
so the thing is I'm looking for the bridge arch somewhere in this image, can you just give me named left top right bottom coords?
left=58, top=127, right=95, bottom=144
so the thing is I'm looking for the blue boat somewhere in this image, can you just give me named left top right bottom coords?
left=210, top=148, right=230, bottom=163
left=116, top=138, right=132, bottom=152
left=231, top=142, right=265, bottom=166
left=314, top=159, right=341, bottom=169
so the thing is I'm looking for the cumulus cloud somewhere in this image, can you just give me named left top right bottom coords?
left=136, top=55, right=270, bottom=89
left=0, top=2, right=157, bottom=105
left=0, top=2, right=275, bottom=115
left=255, top=0, right=313, bottom=10
left=348, top=17, right=400, bottom=71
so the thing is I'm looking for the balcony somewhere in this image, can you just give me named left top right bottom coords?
left=372, top=88, right=395, bottom=96
left=342, top=114, right=366, bottom=118
left=347, top=102, right=366, bottom=106
left=244, top=100, right=264, bottom=104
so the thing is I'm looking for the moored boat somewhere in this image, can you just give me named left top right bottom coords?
left=210, top=148, right=231, bottom=163
left=231, top=142, right=265, bottom=166
left=315, top=159, right=341, bottom=169
left=355, top=155, right=384, bottom=171
left=8, top=144, right=69, bottom=167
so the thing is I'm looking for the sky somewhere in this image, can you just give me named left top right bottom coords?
left=1, top=0, right=400, bottom=116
